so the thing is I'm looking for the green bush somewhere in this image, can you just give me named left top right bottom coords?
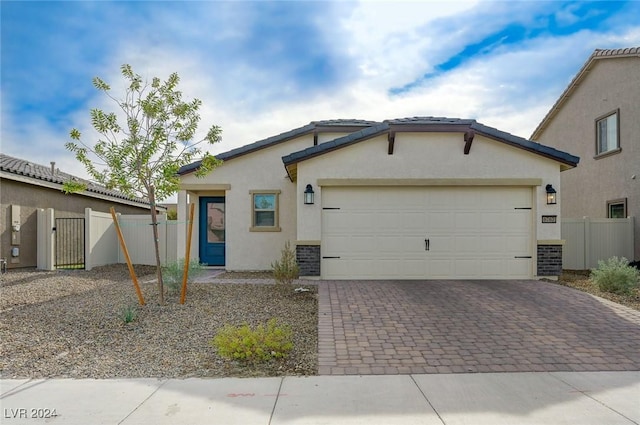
left=119, top=304, right=138, bottom=324
left=271, top=241, right=299, bottom=290
left=211, top=318, right=293, bottom=363
left=162, top=258, right=205, bottom=293
left=590, top=256, right=640, bottom=295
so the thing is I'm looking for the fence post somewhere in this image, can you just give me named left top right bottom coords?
left=625, top=217, right=634, bottom=258
left=582, top=217, right=590, bottom=270
left=84, top=208, right=91, bottom=271
left=36, top=208, right=56, bottom=270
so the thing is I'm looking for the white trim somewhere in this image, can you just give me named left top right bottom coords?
left=317, top=178, right=543, bottom=187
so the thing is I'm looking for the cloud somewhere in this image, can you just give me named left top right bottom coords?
left=2, top=0, right=640, bottom=200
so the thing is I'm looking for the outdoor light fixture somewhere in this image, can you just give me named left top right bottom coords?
left=304, top=184, right=315, bottom=205
left=546, top=184, right=557, bottom=205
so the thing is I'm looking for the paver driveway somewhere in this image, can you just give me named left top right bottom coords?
left=317, top=280, right=640, bottom=375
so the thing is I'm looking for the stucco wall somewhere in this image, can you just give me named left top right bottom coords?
left=180, top=135, right=313, bottom=270
left=296, top=132, right=563, bottom=243
left=534, top=56, right=640, bottom=259
left=0, top=179, right=151, bottom=269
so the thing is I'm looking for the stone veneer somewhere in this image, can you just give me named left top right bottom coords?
left=296, top=244, right=320, bottom=276
left=537, top=244, right=563, bottom=276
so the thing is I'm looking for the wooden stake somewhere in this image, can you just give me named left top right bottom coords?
left=110, top=207, right=145, bottom=306
left=180, top=202, right=195, bottom=304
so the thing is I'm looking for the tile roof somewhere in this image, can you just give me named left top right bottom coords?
left=178, top=119, right=381, bottom=175
left=531, top=46, right=640, bottom=140
left=386, top=116, right=476, bottom=125
left=281, top=123, right=390, bottom=165
left=0, top=153, right=153, bottom=207
left=282, top=117, right=579, bottom=169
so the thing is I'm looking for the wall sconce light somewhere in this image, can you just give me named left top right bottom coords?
left=304, top=184, right=315, bottom=205
left=546, top=184, right=557, bottom=205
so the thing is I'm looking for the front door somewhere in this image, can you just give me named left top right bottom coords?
left=199, top=197, right=225, bottom=266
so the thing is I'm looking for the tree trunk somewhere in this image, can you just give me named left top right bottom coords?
left=149, top=185, right=165, bottom=304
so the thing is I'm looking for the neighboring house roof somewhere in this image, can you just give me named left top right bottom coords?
left=282, top=116, right=580, bottom=172
left=178, top=119, right=380, bottom=175
left=531, top=46, right=640, bottom=140
left=0, top=153, right=158, bottom=210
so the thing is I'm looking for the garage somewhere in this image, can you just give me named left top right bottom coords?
left=321, top=186, right=533, bottom=279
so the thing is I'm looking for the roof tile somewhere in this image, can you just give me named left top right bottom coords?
left=0, top=153, right=151, bottom=206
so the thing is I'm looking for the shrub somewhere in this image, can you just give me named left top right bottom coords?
left=590, top=256, right=640, bottom=295
left=271, top=241, right=299, bottom=291
left=119, top=304, right=138, bottom=323
left=162, top=258, right=205, bottom=293
left=211, top=318, right=293, bottom=363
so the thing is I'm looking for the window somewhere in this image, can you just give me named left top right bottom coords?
left=595, top=110, right=620, bottom=156
left=250, top=190, right=281, bottom=231
left=607, top=198, right=627, bottom=218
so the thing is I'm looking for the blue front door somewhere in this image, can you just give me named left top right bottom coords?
left=199, top=197, right=225, bottom=266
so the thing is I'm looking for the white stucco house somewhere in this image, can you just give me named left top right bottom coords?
left=176, top=117, right=579, bottom=280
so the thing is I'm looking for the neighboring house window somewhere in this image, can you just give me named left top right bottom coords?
left=250, top=190, right=281, bottom=231
left=607, top=198, right=627, bottom=218
left=595, top=110, right=620, bottom=156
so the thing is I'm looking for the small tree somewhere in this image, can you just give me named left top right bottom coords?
left=64, top=64, right=222, bottom=304
left=271, top=241, right=300, bottom=292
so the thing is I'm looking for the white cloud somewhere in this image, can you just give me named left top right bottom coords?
left=3, top=0, right=640, bottom=204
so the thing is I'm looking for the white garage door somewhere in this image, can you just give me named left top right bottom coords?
left=321, top=186, right=533, bottom=279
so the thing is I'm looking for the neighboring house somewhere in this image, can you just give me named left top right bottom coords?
left=531, top=47, right=640, bottom=260
left=0, top=153, right=160, bottom=269
left=176, top=117, right=578, bottom=280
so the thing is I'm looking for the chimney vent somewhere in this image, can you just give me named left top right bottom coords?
left=50, top=162, right=56, bottom=174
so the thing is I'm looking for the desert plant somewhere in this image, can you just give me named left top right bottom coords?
left=211, top=318, right=293, bottom=363
left=119, top=304, right=138, bottom=323
left=590, top=256, right=640, bottom=295
left=271, top=241, right=299, bottom=291
left=162, top=258, right=205, bottom=293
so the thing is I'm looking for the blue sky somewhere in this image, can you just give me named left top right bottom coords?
left=2, top=0, right=640, bottom=197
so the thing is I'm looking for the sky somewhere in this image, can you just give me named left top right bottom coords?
left=2, top=0, right=640, bottom=201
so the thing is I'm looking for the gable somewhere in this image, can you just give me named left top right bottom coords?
left=295, top=131, right=565, bottom=184
left=178, top=119, right=380, bottom=175
left=531, top=47, right=640, bottom=140
left=283, top=117, right=579, bottom=181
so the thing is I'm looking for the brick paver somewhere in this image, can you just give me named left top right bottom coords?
left=317, top=280, right=640, bottom=375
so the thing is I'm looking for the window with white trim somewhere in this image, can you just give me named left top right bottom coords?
left=250, top=190, right=281, bottom=231
left=607, top=198, right=627, bottom=218
left=596, top=110, right=619, bottom=155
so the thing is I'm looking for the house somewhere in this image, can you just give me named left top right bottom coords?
left=531, top=47, right=640, bottom=261
left=176, top=117, right=579, bottom=280
left=0, top=153, right=160, bottom=269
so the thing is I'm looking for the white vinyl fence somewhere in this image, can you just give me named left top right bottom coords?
left=37, top=208, right=179, bottom=270
left=562, top=217, right=635, bottom=270
left=86, top=209, right=179, bottom=270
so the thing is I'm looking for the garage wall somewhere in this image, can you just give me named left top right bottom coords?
left=296, top=132, right=562, bottom=244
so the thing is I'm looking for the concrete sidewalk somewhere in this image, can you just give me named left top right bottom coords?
left=1, top=372, right=638, bottom=424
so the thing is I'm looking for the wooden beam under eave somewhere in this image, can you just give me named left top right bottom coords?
left=313, top=131, right=318, bottom=146
left=463, top=130, right=475, bottom=155
left=388, top=131, right=396, bottom=155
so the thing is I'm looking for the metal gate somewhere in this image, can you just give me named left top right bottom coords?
left=54, top=218, right=85, bottom=269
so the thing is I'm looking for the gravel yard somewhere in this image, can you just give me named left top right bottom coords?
left=0, top=265, right=317, bottom=379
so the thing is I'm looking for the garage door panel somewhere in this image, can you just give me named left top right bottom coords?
left=427, top=259, right=454, bottom=278
left=321, top=186, right=533, bottom=279
left=506, top=212, right=531, bottom=230
left=509, top=258, right=532, bottom=277
left=427, top=212, right=454, bottom=231
left=506, top=235, right=531, bottom=254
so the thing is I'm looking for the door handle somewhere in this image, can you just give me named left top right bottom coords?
left=425, top=238, right=430, bottom=251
